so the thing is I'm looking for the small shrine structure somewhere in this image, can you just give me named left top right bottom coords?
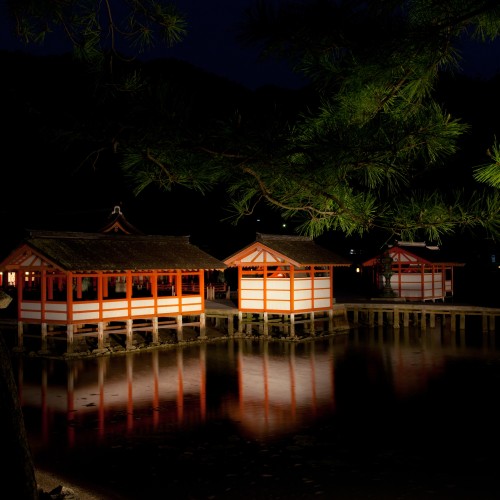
left=223, top=233, right=351, bottom=335
left=0, top=207, right=226, bottom=353
left=361, top=241, right=465, bottom=302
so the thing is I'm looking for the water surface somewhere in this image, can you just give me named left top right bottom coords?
left=14, top=324, right=500, bottom=499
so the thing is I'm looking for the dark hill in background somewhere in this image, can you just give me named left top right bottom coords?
left=0, top=51, right=311, bottom=260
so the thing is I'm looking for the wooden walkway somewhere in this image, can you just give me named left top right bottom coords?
left=2, top=299, right=499, bottom=357
left=205, top=300, right=350, bottom=337
left=341, top=300, right=500, bottom=332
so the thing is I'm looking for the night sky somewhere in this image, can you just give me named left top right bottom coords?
left=0, top=0, right=307, bottom=90
left=1, top=2, right=500, bottom=261
left=2, top=1, right=500, bottom=89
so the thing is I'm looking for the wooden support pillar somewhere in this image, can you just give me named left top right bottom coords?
left=16, top=321, right=24, bottom=351
left=199, top=313, right=206, bottom=339
left=377, top=310, right=383, bottom=326
left=459, top=313, right=466, bottom=331
left=310, top=312, right=315, bottom=336
left=482, top=314, right=488, bottom=333
left=152, top=317, right=159, bottom=344
left=227, top=314, right=234, bottom=336
left=387, top=310, right=393, bottom=326
left=403, top=312, right=409, bottom=327
left=429, top=312, right=435, bottom=328
left=126, top=319, right=133, bottom=349
left=98, top=322, right=104, bottom=350
left=263, top=312, right=269, bottom=337
left=369, top=310, right=375, bottom=327
left=328, top=309, right=334, bottom=332
left=66, top=324, right=74, bottom=354
left=40, top=323, right=48, bottom=354
left=393, top=308, right=400, bottom=329
left=450, top=313, right=456, bottom=333
left=489, top=315, right=496, bottom=332
left=289, top=313, right=295, bottom=338
left=176, top=315, right=183, bottom=341
left=413, top=312, right=419, bottom=325
left=353, top=308, right=359, bottom=324
left=421, top=311, right=426, bottom=332
left=237, top=311, right=243, bottom=334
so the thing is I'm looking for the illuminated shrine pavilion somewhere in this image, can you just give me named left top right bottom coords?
left=0, top=207, right=226, bottom=353
left=362, top=241, right=465, bottom=301
left=223, top=233, right=351, bottom=334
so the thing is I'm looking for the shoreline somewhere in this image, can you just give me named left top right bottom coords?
left=36, top=468, right=121, bottom=500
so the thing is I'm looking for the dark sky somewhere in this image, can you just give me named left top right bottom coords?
left=2, top=1, right=500, bottom=89
left=0, top=0, right=307, bottom=90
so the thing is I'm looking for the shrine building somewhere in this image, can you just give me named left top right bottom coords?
left=223, top=233, right=351, bottom=335
left=361, top=241, right=465, bottom=302
left=0, top=207, right=226, bottom=353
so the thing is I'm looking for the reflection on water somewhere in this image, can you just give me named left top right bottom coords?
left=14, top=322, right=500, bottom=498
left=18, top=339, right=341, bottom=447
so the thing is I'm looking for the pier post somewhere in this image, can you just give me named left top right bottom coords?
left=66, top=324, right=74, bottom=354
left=403, top=312, right=409, bottom=327
left=290, top=313, right=296, bottom=338
left=40, top=323, right=48, bottom=354
left=482, top=314, right=488, bottom=333
left=98, top=322, right=104, bottom=349
left=237, top=311, right=243, bottom=334
left=176, top=315, right=183, bottom=341
left=429, top=313, right=435, bottom=328
left=126, top=319, right=133, bottom=349
left=393, top=307, right=400, bottom=329
left=459, top=313, right=466, bottom=331
left=227, top=314, right=234, bottom=336
left=199, top=313, right=206, bottom=339
left=16, top=322, right=24, bottom=351
left=246, top=315, right=252, bottom=335
left=450, top=313, right=456, bottom=333
left=152, top=317, right=159, bottom=344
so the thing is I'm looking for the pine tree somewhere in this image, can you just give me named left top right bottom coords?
left=8, top=0, right=500, bottom=243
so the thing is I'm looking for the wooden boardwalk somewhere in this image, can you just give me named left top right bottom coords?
left=205, top=300, right=350, bottom=337
left=341, top=300, right=500, bottom=332
left=2, top=298, right=499, bottom=357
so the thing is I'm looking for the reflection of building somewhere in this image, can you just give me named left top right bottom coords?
left=362, top=242, right=464, bottom=301
left=19, top=341, right=343, bottom=447
left=0, top=207, right=226, bottom=353
left=224, top=233, right=351, bottom=335
left=228, top=342, right=338, bottom=437
left=20, top=348, right=209, bottom=447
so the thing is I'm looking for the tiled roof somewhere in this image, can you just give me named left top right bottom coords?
left=224, top=233, right=352, bottom=266
left=19, top=230, right=226, bottom=272
left=362, top=242, right=465, bottom=266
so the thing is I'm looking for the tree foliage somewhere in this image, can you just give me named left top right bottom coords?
left=8, top=0, right=500, bottom=244
left=7, top=0, right=187, bottom=67
left=123, top=0, right=500, bottom=243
